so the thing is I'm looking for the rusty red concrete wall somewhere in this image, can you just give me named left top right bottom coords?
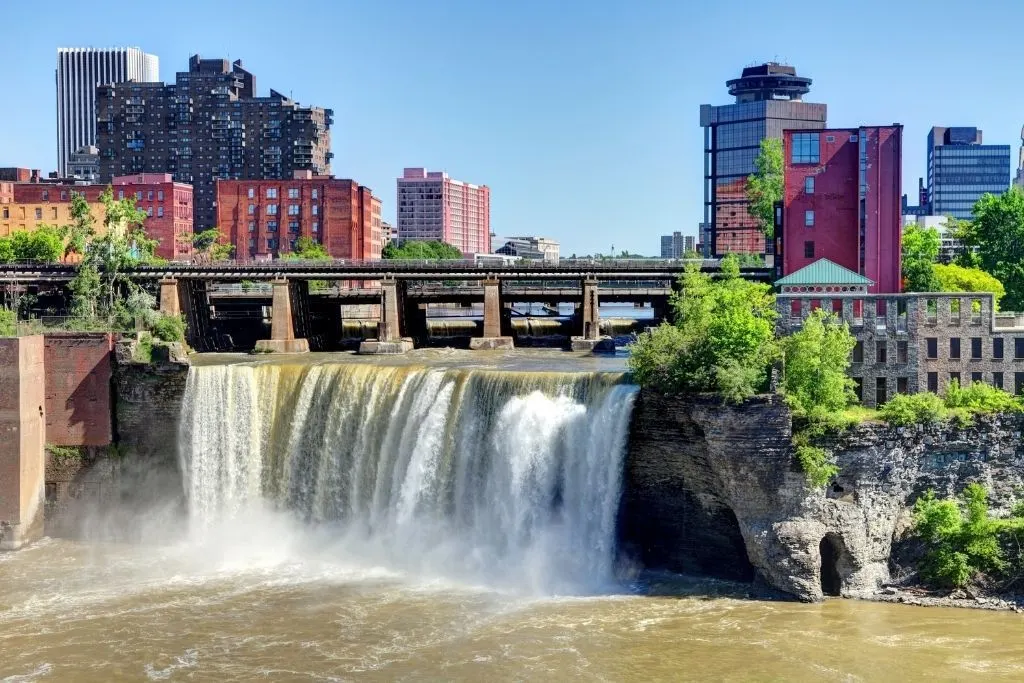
left=43, top=333, right=116, bottom=447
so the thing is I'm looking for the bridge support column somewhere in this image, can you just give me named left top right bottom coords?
left=0, top=336, right=45, bottom=550
left=359, top=278, right=414, bottom=354
left=159, top=278, right=181, bottom=317
left=571, top=276, right=614, bottom=352
left=470, top=278, right=513, bottom=350
left=254, top=278, right=310, bottom=353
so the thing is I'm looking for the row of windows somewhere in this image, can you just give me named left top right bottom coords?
left=247, top=187, right=319, bottom=200
left=247, top=220, right=319, bottom=233
left=248, top=203, right=318, bottom=216
left=926, top=372, right=1024, bottom=394
left=924, top=336, right=1023, bottom=360
left=852, top=341, right=909, bottom=364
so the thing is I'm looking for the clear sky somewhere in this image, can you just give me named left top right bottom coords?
left=0, top=0, right=1020, bottom=256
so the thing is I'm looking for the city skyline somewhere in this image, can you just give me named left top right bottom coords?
left=2, top=0, right=1023, bottom=255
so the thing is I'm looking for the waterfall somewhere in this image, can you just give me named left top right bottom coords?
left=178, top=361, right=637, bottom=593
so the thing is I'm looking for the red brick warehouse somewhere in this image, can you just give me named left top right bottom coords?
left=779, top=125, right=903, bottom=294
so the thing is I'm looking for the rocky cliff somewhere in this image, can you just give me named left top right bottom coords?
left=620, top=390, right=1024, bottom=602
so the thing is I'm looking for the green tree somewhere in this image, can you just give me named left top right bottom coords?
left=192, top=228, right=234, bottom=262
left=0, top=307, right=15, bottom=336
left=957, top=188, right=1024, bottom=310
left=933, top=263, right=1006, bottom=308
left=745, top=138, right=784, bottom=237
left=0, top=226, right=66, bottom=263
left=628, top=255, right=777, bottom=401
left=63, top=191, right=96, bottom=259
left=901, top=222, right=942, bottom=292
left=914, top=484, right=1006, bottom=588
left=780, top=309, right=857, bottom=419
left=382, top=240, right=463, bottom=260
left=282, top=235, right=330, bottom=261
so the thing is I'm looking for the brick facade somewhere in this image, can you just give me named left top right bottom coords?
left=778, top=293, right=1024, bottom=408
left=43, top=333, right=116, bottom=447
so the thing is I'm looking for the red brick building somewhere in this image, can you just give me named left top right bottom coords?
left=780, top=126, right=902, bottom=293
left=216, top=171, right=383, bottom=261
left=12, top=174, right=194, bottom=260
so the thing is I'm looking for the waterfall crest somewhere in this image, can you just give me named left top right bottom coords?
left=178, top=361, right=637, bottom=593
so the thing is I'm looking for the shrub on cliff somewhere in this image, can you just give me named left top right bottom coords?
left=879, top=393, right=948, bottom=426
left=0, top=307, right=15, bottom=336
left=945, top=380, right=1024, bottom=415
left=780, top=309, right=857, bottom=419
left=628, top=255, right=777, bottom=401
left=914, top=484, right=1009, bottom=588
left=151, top=314, right=186, bottom=343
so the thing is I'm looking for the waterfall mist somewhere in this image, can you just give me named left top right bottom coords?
left=178, top=361, right=637, bottom=594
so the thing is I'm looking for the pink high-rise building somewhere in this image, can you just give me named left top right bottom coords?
left=396, top=168, right=490, bottom=255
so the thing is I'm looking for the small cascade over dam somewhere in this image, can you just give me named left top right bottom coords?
left=178, top=360, right=637, bottom=593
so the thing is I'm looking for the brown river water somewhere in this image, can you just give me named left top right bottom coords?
left=2, top=351, right=1023, bottom=681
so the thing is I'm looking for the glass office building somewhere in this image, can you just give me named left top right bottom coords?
left=927, top=127, right=1010, bottom=220
left=700, top=63, right=826, bottom=257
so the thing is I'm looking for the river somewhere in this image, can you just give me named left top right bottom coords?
left=2, top=351, right=1023, bottom=681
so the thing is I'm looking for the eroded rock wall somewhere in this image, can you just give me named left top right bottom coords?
left=621, top=390, right=1024, bottom=602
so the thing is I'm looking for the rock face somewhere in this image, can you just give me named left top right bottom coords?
left=620, top=390, right=1024, bottom=602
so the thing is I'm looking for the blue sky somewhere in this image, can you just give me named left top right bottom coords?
left=0, top=0, right=1020, bottom=255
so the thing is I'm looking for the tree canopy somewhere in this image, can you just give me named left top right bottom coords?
left=0, top=225, right=65, bottom=263
left=901, top=223, right=942, bottom=292
left=628, top=255, right=777, bottom=402
left=956, top=188, right=1024, bottom=310
left=933, top=263, right=1006, bottom=308
left=780, top=309, right=857, bottom=419
left=746, top=138, right=784, bottom=238
left=382, top=240, right=464, bottom=260
left=192, top=228, right=234, bottom=262
left=280, top=235, right=331, bottom=261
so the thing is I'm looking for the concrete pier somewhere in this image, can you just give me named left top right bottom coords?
left=359, top=277, right=413, bottom=354
left=470, top=278, right=513, bottom=350
left=0, top=336, right=46, bottom=550
left=254, top=278, right=310, bottom=353
left=571, top=276, right=615, bottom=352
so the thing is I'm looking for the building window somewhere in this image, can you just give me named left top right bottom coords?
left=248, top=221, right=255, bottom=233
left=41, top=190, right=49, bottom=201
left=876, top=341, right=887, bottom=364
left=950, top=298, right=961, bottom=324
left=804, top=176, right=815, bottom=194
left=971, top=337, right=982, bottom=359
left=147, top=190, right=153, bottom=201
left=267, top=221, right=278, bottom=232
left=971, top=372, right=983, bottom=384
left=805, top=210, right=814, bottom=227
left=311, top=189, right=318, bottom=200
left=876, top=378, right=887, bottom=406
left=157, top=207, right=164, bottom=218
left=118, top=190, right=125, bottom=200
left=158, top=190, right=164, bottom=201
left=60, top=191, right=67, bottom=200
left=994, top=372, right=1004, bottom=390
left=312, top=204, right=319, bottom=216
left=248, top=188, right=255, bottom=199
left=312, top=221, right=319, bottom=232
left=804, top=241, right=814, bottom=259
left=136, top=191, right=142, bottom=201
left=267, top=204, right=278, bottom=215
left=1017, top=373, right=1024, bottom=396
left=1016, top=338, right=1024, bottom=359
left=288, top=221, right=299, bottom=233
left=853, top=377, right=863, bottom=402
left=268, top=238, right=278, bottom=250
left=147, top=206, right=153, bottom=216
left=927, top=372, right=938, bottom=392
left=897, top=377, right=909, bottom=394
left=1, top=207, right=7, bottom=219
left=248, top=238, right=255, bottom=248
left=288, top=204, right=300, bottom=215
left=897, top=341, right=908, bottom=364
left=288, top=188, right=299, bottom=199
left=852, top=341, right=863, bottom=363
left=791, top=132, right=820, bottom=164
left=994, top=338, right=1004, bottom=359
left=950, top=338, right=961, bottom=359
left=248, top=204, right=255, bottom=215
left=34, top=208, right=42, bottom=220
left=266, top=188, right=278, bottom=199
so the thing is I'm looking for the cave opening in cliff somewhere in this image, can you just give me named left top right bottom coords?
left=819, top=533, right=845, bottom=597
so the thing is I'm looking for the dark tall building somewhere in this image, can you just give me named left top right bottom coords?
left=96, top=55, right=333, bottom=230
left=926, top=126, right=1010, bottom=220
left=700, top=63, right=826, bottom=257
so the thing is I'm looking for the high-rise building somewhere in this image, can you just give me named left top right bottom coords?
left=927, top=126, right=1010, bottom=220
left=700, top=63, right=826, bottom=257
left=56, top=47, right=159, bottom=177
left=397, top=168, right=490, bottom=255
left=659, top=231, right=696, bottom=258
left=215, top=171, right=381, bottom=261
left=96, top=55, right=333, bottom=231
left=780, top=126, right=903, bottom=294
left=68, top=146, right=100, bottom=183
left=10, top=175, right=193, bottom=260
